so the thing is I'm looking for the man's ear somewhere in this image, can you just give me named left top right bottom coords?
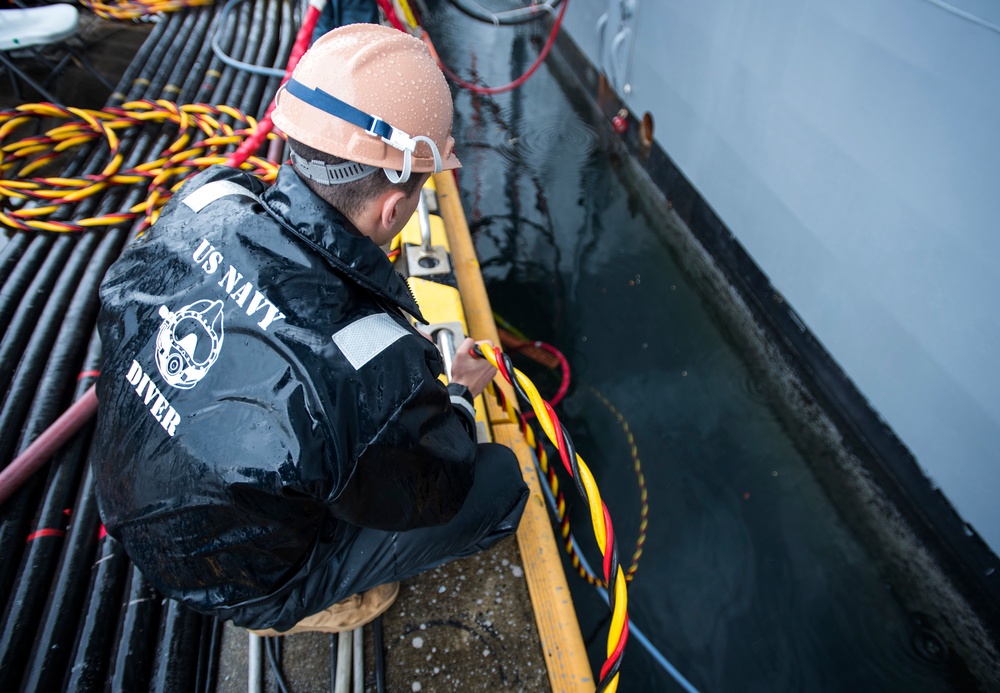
left=379, top=189, right=409, bottom=234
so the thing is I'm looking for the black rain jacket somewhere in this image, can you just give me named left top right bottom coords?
left=92, top=165, right=478, bottom=629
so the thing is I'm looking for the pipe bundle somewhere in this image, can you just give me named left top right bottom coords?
left=0, top=2, right=298, bottom=689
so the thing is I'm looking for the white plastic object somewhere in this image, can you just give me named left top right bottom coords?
left=0, top=5, right=79, bottom=52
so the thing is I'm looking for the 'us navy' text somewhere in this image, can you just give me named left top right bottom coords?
left=192, top=239, right=286, bottom=331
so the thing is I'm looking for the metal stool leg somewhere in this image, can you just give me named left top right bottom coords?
left=0, top=51, right=59, bottom=102
left=248, top=632, right=263, bottom=693
left=68, top=46, right=116, bottom=92
left=35, top=47, right=74, bottom=96
left=334, top=629, right=352, bottom=693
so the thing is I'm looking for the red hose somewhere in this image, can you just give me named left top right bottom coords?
left=0, top=386, right=98, bottom=507
left=513, top=339, right=570, bottom=421
left=373, top=0, right=407, bottom=32
left=424, top=0, right=569, bottom=96
left=534, top=340, right=570, bottom=406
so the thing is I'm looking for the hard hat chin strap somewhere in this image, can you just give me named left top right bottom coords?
left=283, top=79, right=444, bottom=186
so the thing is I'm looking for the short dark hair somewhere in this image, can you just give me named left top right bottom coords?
left=286, top=137, right=424, bottom=219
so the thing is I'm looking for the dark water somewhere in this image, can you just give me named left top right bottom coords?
left=425, top=3, right=973, bottom=692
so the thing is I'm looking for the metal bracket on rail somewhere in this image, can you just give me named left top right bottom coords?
left=405, top=188, right=451, bottom=277
left=597, top=0, right=640, bottom=96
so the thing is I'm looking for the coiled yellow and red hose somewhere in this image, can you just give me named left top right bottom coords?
left=0, top=101, right=281, bottom=233
left=80, top=0, right=214, bottom=21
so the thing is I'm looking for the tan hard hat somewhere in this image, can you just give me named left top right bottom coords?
left=272, top=23, right=460, bottom=182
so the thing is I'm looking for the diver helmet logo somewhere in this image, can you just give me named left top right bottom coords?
left=154, top=300, right=225, bottom=390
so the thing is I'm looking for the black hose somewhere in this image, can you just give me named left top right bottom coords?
left=160, top=6, right=218, bottom=102
left=198, top=2, right=241, bottom=103
left=194, top=615, right=224, bottom=693
left=212, top=0, right=254, bottom=120
left=0, top=235, right=93, bottom=600
left=107, top=8, right=172, bottom=106
left=0, top=235, right=55, bottom=335
left=149, top=597, right=203, bottom=693
left=261, top=0, right=297, bottom=121
left=375, top=615, right=387, bottom=693
left=183, top=8, right=233, bottom=107
left=0, top=233, right=95, bottom=457
left=0, top=360, right=98, bottom=690
left=0, top=233, right=31, bottom=293
left=63, top=534, right=130, bottom=692
left=0, top=236, right=72, bottom=401
left=104, top=567, right=161, bottom=693
left=238, top=0, right=282, bottom=119
left=227, top=0, right=268, bottom=113
left=18, top=464, right=103, bottom=692
left=146, top=11, right=204, bottom=99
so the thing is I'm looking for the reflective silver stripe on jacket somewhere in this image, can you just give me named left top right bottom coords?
left=183, top=180, right=259, bottom=212
left=333, top=314, right=410, bottom=370
left=450, top=394, right=476, bottom=422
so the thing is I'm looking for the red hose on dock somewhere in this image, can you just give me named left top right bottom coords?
left=0, top=386, right=97, bottom=506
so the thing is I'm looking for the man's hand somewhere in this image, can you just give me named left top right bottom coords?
left=450, top=338, right=497, bottom=397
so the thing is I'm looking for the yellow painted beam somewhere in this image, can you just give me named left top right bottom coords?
left=406, top=275, right=491, bottom=440
left=407, top=275, right=464, bottom=326
left=434, top=171, right=595, bottom=692
left=400, top=209, right=449, bottom=249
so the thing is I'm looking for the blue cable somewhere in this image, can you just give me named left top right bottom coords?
left=532, top=451, right=702, bottom=693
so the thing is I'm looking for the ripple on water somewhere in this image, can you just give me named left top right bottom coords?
left=686, top=343, right=772, bottom=408
left=490, top=117, right=600, bottom=170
